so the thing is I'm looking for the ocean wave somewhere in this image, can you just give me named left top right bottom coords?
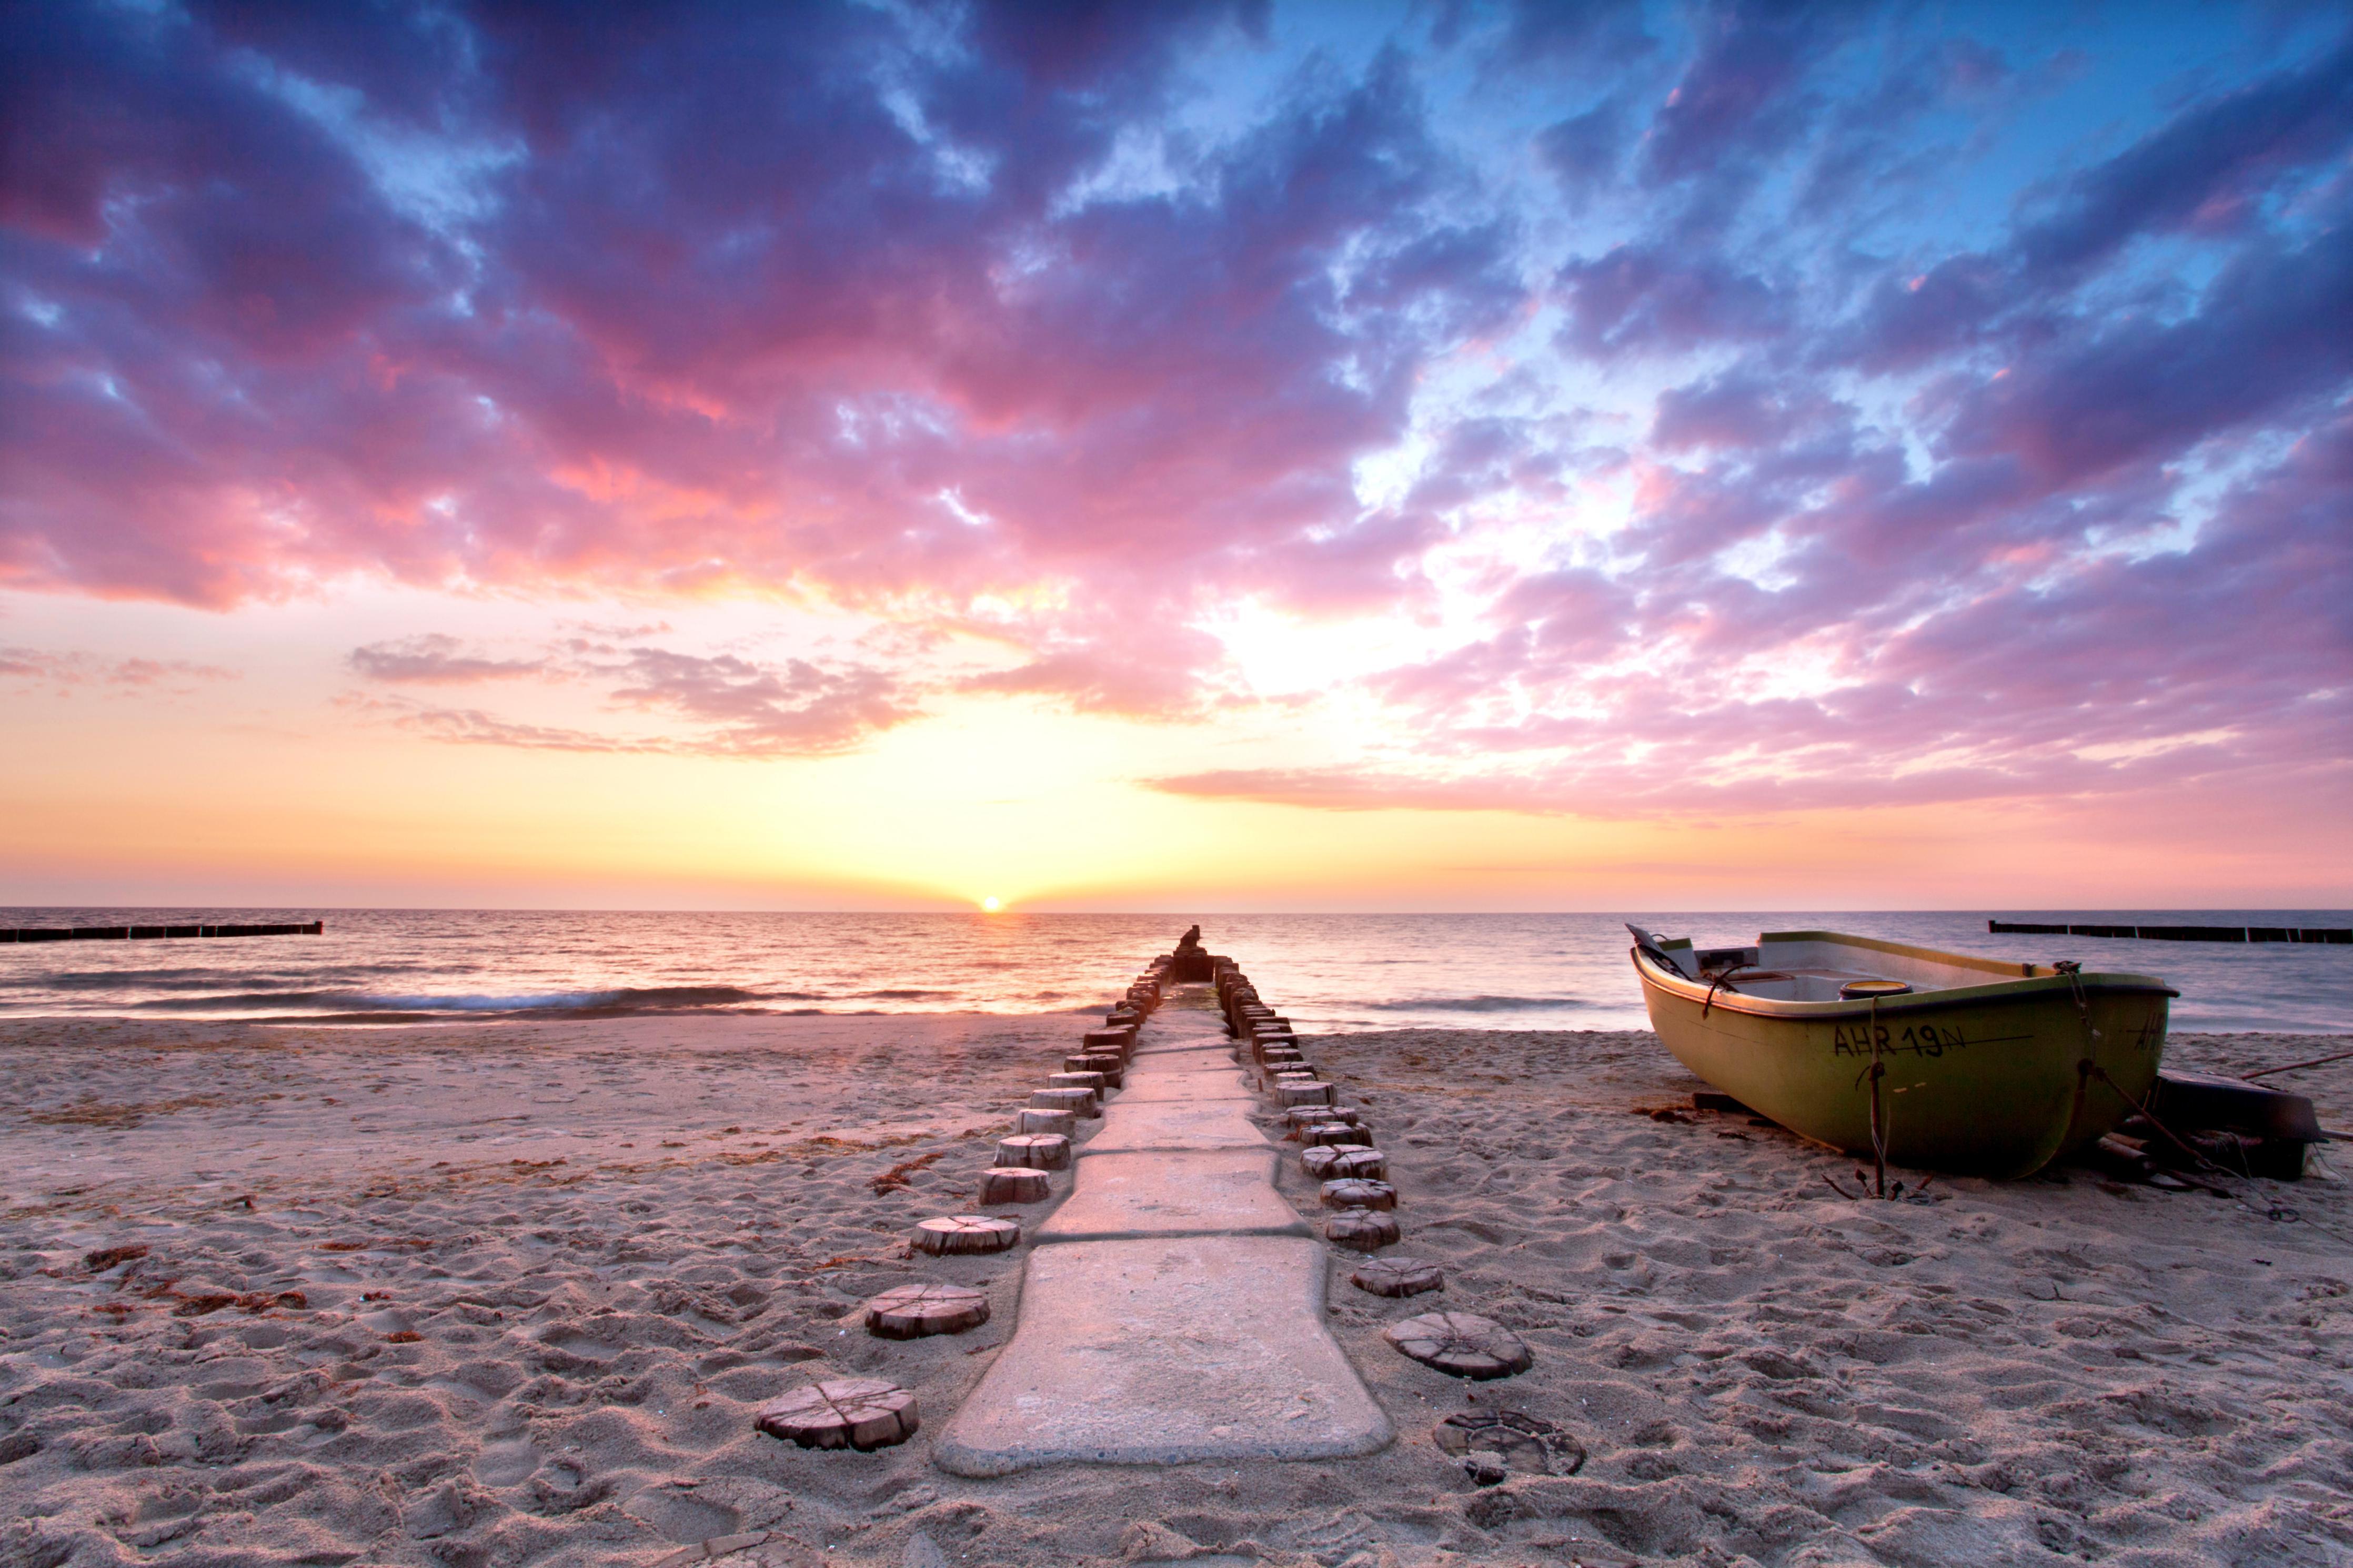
left=13, top=960, right=474, bottom=994
left=125, top=984, right=771, bottom=1019
left=1351, top=995, right=1596, bottom=1013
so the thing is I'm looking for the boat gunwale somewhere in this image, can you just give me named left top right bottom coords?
left=1631, top=937, right=2178, bottom=1023
left=1755, top=927, right=2180, bottom=986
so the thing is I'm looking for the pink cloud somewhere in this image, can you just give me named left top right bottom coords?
left=0, top=645, right=238, bottom=691
left=2, top=1, right=2348, bottom=818
left=343, top=634, right=922, bottom=756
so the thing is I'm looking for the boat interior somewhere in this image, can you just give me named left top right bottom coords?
left=1631, top=927, right=2043, bottom=1002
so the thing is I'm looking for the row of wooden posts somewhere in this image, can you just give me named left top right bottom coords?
left=753, top=938, right=1525, bottom=1450
left=1212, top=957, right=1534, bottom=1381
left=753, top=955, right=1173, bottom=1449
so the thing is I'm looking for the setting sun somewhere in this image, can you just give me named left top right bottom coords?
left=980, top=896, right=1002, bottom=913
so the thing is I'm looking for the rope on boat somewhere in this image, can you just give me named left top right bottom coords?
left=1867, top=993, right=1889, bottom=1198
left=1699, top=963, right=1757, bottom=1019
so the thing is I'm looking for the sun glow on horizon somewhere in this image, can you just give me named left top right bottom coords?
left=980, top=895, right=1003, bottom=913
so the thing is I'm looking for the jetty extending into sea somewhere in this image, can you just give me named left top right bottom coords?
left=755, top=936, right=1527, bottom=1469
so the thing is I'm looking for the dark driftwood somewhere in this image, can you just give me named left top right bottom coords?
left=1351, top=1256, right=1444, bottom=1298
left=978, top=1168, right=1050, bottom=1204
left=1324, top=1210, right=1401, bottom=1251
left=911, top=1215, right=1020, bottom=1255
left=1321, top=1178, right=1396, bottom=1210
left=996, top=1132, right=1071, bottom=1169
left=863, top=1283, right=990, bottom=1339
left=1384, top=1312, right=1532, bottom=1379
left=756, top=1379, right=921, bottom=1449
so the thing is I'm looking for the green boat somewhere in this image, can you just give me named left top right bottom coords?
left=1628, top=926, right=2177, bottom=1178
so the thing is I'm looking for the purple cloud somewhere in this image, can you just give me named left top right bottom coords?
left=348, top=635, right=546, bottom=683
left=345, top=634, right=921, bottom=756
left=1555, top=245, right=1786, bottom=357
left=0, top=645, right=237, bottom=690
left=2, top=0, right=2348, bottom=832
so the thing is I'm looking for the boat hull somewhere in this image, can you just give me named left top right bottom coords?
left=1635, top=956, right=2171, bottom=1177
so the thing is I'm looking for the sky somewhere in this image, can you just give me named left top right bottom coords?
left=2, top=0, right=2349, bottom=913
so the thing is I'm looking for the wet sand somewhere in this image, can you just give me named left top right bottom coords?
left=1, top=1016, right=2347, bottom=1566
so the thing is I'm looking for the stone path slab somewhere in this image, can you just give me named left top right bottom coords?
left=1080, top=1095, right=1267, bottom=1154
left=1037, top=1149, right=1306, bottom=1242
left=932, top=1234, right=1393, bottom=1475
left=1131, top=1037, right=1239, bottom=1058
left=1111, top=1073, right=1254, bottom=1103
left=1124, top=1044, right=1242, bottom=1067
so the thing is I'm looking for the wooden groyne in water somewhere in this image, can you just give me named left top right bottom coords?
left=1990, top=919, right=2349, bottom=944
left=1, top=920, right=324, bottom=944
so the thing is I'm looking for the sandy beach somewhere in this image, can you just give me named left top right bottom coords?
left=2, top=1014, right=2347, bottom=1567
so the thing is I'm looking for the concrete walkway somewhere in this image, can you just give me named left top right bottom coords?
left=933, top=987, right=1393, bottom=1476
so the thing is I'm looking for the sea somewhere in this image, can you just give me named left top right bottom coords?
left=1, top=909, right=2347, bottom=1035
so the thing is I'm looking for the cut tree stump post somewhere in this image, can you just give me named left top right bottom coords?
left=1276, top=1082, right=1335, bottom=1109
left=864, top=1283, right=991, bottom=1339
left=1017, top=1109, right=1077, bottom=1137
left=1325, top=1210, right=1401, bottom=1251
left=1301, top=1121, right=1360, bottom=1148
left=912, top=1215, right=1021, bottom=1255
left=1332, top=1148, right=1387, bottom=1181
left=756, top=1379, right=921, bottom=1449
left=1321, top=1178, right=1395, bottom=1210
left=1300, top=1145, right=1353, bottom=1179
left=1383, top=1312, right=1532, bottom=1379
left=1048, top=1071, right=1107, bottom=1095
left=1351, top=1257, right=1444, bottom=1298
left=996, top=1132, right=1071, bottom=1169
left=979, top=1168, right=1051, bottom=1204
left=1030, top=1087, right=1100, bottom=1118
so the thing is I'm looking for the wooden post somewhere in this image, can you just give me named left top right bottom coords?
left=756, top=1379, right=921, bottom=1449
left=1065, top=1054, right=1124, bottom=1087
left=978, top=1169, right=1050, bottom=1204
left=863, top=1284, right=990, bottom=1339
left=1029, top=1087, right=1099, bottom=1118
left=1321, top=1178, right=1395, bottom=1210
left=1383, top=1312, right=1532, bottom=1379
left=1350, top=1257, right=1443, bottom=1298
left=1325, top=1211, right=1400, bottom=1251
left=995, top=1133, right=1071, bottom=1169
left=911, top=1215, right=1020, bottom=1255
